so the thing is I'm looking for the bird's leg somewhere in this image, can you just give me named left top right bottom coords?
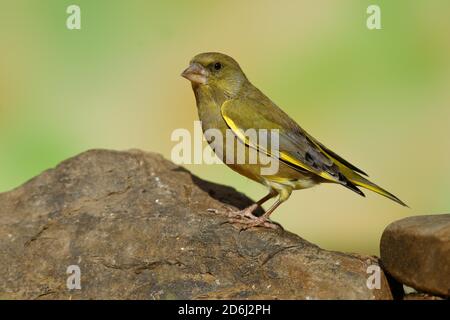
left=260, top=198, right=284, bottom=220
left=256, top=190, right=278, bottom=206
left=231, top=188, right=292, bottom=230
left=238, top=199, right=284, bottom=229
left=226, top=190, right=277, bottom=220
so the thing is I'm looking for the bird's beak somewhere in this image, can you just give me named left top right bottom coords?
left=181, top=63, right=208, bottom=85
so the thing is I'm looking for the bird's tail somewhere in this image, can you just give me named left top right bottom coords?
left=339, top=164, right=408, bottom=207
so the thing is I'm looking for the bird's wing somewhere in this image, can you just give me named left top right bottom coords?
left=220, top=95, right=364, bottom=195
left=307, top=138, right=368, bottom=176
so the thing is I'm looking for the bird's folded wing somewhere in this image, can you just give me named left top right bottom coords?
left=220, top=97, right=344, bottom=183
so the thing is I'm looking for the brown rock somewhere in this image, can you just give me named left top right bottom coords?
left=0, top=149, right=393, bottom=299
left=403, top=293, right=444, bottom=300
left=380, top=215, right=450, bottom=297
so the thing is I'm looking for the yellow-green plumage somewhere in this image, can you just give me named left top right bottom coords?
left=181, top=52, right=406, bottom=227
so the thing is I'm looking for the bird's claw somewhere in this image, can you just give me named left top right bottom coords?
left=226, top=206, right=280, bottom=230
left=228, top=217, right=280, bottom=230
left=226, top=204, right=258, bottom=219
left=216, top=203, right=281, bottom=230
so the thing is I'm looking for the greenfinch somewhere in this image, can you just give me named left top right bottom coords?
left=181, top=52, right=406, bottom=229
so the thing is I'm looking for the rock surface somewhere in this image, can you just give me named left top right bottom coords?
left=0, top=149, right=393, bottom=299
left=403, top=293, right=444, bottom=300
left=380, top=214, right=450, bottom=297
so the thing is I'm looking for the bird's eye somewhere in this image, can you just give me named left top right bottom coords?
left=213, top=62, right=222, bottom=70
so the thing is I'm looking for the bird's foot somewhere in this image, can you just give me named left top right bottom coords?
left=226, top=204, right=280, bottom=230
left=226, top=204, right=259, bottom=219
left=230, top=216, right=280, bottom=230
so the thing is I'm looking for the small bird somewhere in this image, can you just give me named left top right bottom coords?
left=181, top=52, right=406, bottom=229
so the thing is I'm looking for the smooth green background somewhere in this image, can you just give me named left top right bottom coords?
left=1, top=1, right=449, bottom=254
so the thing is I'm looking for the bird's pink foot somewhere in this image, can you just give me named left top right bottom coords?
left=226, top=204, right=259, bottom=219
left=231, top=216, right=279, bottom=230
left=226, top=205, right=280, bottom=230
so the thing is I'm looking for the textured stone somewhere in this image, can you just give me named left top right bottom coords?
left=0, top=149, right=393, bottom=299
left=380, top=214, right=450, bottom=297
left=403, top=293, right=444, bottom=300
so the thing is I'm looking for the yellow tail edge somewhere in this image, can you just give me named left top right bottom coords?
left=339, top=166, right=408, bottom=207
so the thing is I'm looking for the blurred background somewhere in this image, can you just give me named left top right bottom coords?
left=1, top=0, right=449, bottom=255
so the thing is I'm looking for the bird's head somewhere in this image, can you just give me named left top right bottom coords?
left=181, top=52, right=247, bottom=97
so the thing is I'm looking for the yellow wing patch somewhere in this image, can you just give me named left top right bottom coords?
left=221, top=101, right=337, bottom=182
